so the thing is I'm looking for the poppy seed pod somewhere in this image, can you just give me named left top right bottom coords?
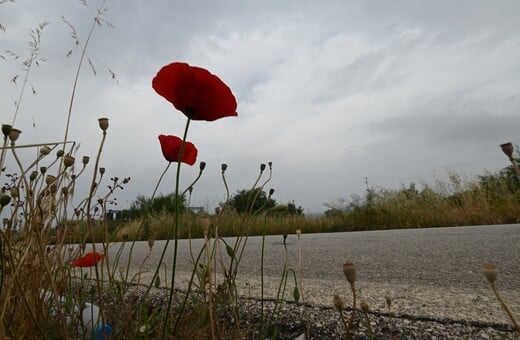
left=269, top=188, right=275, bottom=197
left=147, top=236, right=155, bottom=250
left=40, top=146, right=51, bottom=156
left=199, top=161, right=206, bottom=172
left=0, top=194, right=11, bottom=207
left=500, top=142, right=514, bottom=159
left=99, top=167, right=105, bottom=175
left=40, top=166, right=47, bottom=174
left=2, top=124, right=12, bottom=137
left=56, top=149, right=64, bottom=158
left=260, top=163, right=266, bottom=172
left=8, top=128, right=21, bottom=142
left=333, top=294, right=345, bottom=311
left=200, top=215, right=210, bottom=236
left=82, top=156, right=90, bottom=165
left=343, top=261, right=356, bottom=286
left=482, top=263, right=498, bottom=283
left=268, top=161, right=272, bottom=168
left=45, top=175, right=57, bottom=185
left=30, top=170, right=38, bottom=181
left=361, top=301, right=370, bottom=313
left=62, top=187, right=68, bottom=196
left=63, top=155, right=75, bottom=167
left=221, top=163, right=228, bottom=172
left=98, top=117, right=109, bottom=131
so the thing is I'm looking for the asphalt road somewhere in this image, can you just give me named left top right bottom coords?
left=98, top=223, right=520, bottom=290
left=87, top=224, right=520, bottom=323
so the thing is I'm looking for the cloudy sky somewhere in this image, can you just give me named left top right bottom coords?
left=1, top=0, right=520, bottom=214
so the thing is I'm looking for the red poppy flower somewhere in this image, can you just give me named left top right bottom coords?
left=158, top=135, right=198, bottom=165
left=72, top=252, right=103, bottom=267
left=152, top=62, right=237, bottom=121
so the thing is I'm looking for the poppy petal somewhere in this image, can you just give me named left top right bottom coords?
left=152, top=62, right=237, bottom=121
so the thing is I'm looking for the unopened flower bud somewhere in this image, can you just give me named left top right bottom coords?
left=99, top=167, right=105, bottom=175
left=221, top=163, right=227, bottom=172
left=40, top=166, right=47, bottom=175
left=268, top=161, right=272, bottom=168
left=98, top=117, right=109, bottom=131
left=30, top=171, right=38, bottom=181
left=8, top=128, right=21, bottom=142
left=260, top=163, right=266, bottom=172
left=333, top=294, right=345, bottom=311
left=343, top=261, right=356, bottom=286
left=82, top=156, right=90, bottom=165
left=2, top=124, right=12, bottom=137
left=269, top=188, right=275, bottom=197
left=482, top=263, right=498, bottom=283
left=0, top=194, right=11, bottom=207
left=199, top=161, right=206, bottom=172
left=40, top=146, right=51, bottom=156
left=63, top=155, right=75, bottom=167
left=56, top=149, right=64, bottom=158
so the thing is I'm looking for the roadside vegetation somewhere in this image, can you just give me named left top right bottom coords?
left=106, top=163, right=520, bottom=243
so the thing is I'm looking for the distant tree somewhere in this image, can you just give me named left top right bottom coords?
left=286, top=201, right=304, bottom=216
left=227, top=188, right=276, bottom=213
left=126, top=193, right=186, bottom=218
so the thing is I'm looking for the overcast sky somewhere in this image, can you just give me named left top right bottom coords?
left=2, top=0, right=520, bottom=214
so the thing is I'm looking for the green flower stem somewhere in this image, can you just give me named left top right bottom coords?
left=162, top=117, right=191, bottom=338
left=125, top=162, right=170, bottom=285
left=85, top=128, right=107, bottom=329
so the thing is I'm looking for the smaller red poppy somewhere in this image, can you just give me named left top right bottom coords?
left=158, top=135, right=198, bottom=165
left=72, top=252, right=104, bottom=267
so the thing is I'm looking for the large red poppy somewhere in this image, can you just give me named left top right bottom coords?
left=72, top=252, right=103, bottom=267
left=158, top=135, right=198, bottom=165
left=152, top=62, right=237, bottom=121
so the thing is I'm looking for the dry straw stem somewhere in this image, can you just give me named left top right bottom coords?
left=482, top=263, right=520, bottom=333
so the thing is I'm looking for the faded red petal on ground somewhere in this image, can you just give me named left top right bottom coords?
left=152, top=62, right=237, bottom=121
left=72, top=252, right=103, bottom=267
left=158, top=134, right=198, bottom=165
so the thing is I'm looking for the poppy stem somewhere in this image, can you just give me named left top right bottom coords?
left=163, top=117, right=191, bottom=338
